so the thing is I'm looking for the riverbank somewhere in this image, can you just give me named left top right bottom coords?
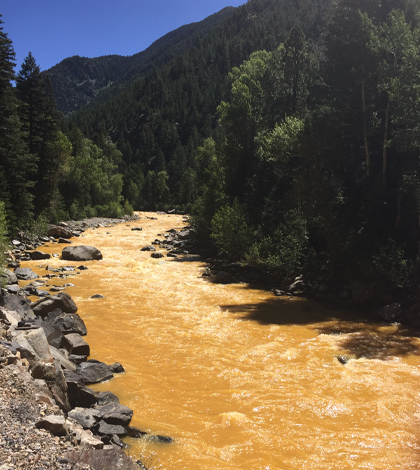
left=0, top=214, right=155, bottom=470
left=167, top=226, right=420, bottom=329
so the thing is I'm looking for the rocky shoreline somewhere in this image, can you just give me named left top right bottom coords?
left=0, top=214, right=167, bottom=470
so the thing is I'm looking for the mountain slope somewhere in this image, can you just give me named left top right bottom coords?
left=44, top=6, right=236, bottom=114
left=64, top=0, right=335, bottom=209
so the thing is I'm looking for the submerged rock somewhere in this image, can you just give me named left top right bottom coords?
left=141, top=245, right=156, bottom=252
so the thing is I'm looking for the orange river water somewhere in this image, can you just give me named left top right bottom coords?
left=20, top=212, right=420, bottom=470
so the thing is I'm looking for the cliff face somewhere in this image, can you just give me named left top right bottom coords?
left=43, top=7, right=236, bottom=114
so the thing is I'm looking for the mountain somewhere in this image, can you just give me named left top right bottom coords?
left=44, top=6, right=236, bottom=114
left=60, top=0, right=335, bottom=210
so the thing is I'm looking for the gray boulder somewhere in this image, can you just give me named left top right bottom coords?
left=2, top=292, right=35, bottom=321
left=50, top=346, right=77, bottom=372
left=49, top=361, right=71, bottom=412
left=1, top=269, right=18, bottom=285
left=110, top=362, right=124, bottom=373
left=30, top=251, right=51, bottom=260
left=48, top=225, right=73, bottom=239
left=214, top=271, right=233, bottom=284
left=32, top=292, right=78, bottom=317
left=37, top=320, right=63, bottom=349
left=151, top=252, right=164, bottom=259
left=141, top=245, right=156, bottom=252
left=64, top=370, right=98, bottom=409
left=14, top=328, right=56, bottom=380
left=68, top=408, right=101, bottom=430
left=14, top=267, right=39, bottom=280
left=96, top=391, right=120, bottom=405
left=95, top=420, right=127, bottom=437
left=77, top=361, right=114, bottom=384
left=36, top=415, right=68, bottom=436
left=62, top=246, right=103, bottom=261
left=64, top=449, right=141, bottom=470
left=94, top=402, right=133, bottom=426
left=62, top=333, right=90, bottom=356
left=51, top=312, right=87, bottom=336
left=373, top=302, right=402, bottom=321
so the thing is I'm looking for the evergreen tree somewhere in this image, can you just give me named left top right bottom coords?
left=16, top=53, right=63, bottom=217
left=0, top=16, right=35, bottom=229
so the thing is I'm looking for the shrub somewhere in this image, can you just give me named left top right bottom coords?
left=108, top=201, right=124, bottom=218
left=123, top=199, right=134, bottom=216
left=211, top=198, right=252, bottom=259
left=84, top=205, right=97, bottom=218
left=246, top=210, right=308, bottom=277
left=369, top=238, right=415, bottom=288
left=27, top=213, right=49, bottom=238
left=69, top=202, right=80, bottom=220
left=94, top=205, right=109, bottom=217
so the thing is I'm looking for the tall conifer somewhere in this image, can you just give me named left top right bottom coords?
left=0, top=16, right=35, bottom=229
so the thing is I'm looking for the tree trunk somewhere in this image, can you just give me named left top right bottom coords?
left=362, top=78, right=371, bottom=176
left=382, top=98, right=390, bottom=190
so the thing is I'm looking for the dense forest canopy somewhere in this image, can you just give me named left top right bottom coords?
left=2, top=0, right=420, bottom=289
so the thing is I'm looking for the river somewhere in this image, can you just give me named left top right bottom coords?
left=22, top=212, right=420, bottom=469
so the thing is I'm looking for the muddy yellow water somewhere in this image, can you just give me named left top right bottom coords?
left=21, top=213, right=420, bottom=469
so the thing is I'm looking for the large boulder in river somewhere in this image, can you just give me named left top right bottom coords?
left=48, top=225, right=73, bottom=239
left=30, top=251, right=51, bottom=260
left=32, top=292, right=78, bottom=317
left=62, top=246, right=103, bottom=261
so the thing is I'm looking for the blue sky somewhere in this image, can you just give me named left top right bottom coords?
left=1, top=0, right=246, bottom=72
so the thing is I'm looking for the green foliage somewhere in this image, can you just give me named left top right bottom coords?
left=362, top=239, right=416, bottom=288
left=108, top=201, right=124, bottom=218
left=60, top=134, right=125, bottom=218
left=211, top=199, right=253, bottom=259
left=27, top=213, right=49, bottom=238
left=246, top=210, right=308, bottom=276
left=84, top=205, right=97, bottom=219
left=123, top=199, right=134, bottom=216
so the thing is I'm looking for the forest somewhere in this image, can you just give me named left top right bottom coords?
left=2, top=0, right=420, bottom=289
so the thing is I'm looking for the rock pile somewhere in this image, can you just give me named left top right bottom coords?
left=0, top=215, right=177, bottom=470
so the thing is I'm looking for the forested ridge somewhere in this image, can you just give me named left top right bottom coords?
left=2, top=0, right=420, bottom=291
left=44, top=6, right=237, bottom=114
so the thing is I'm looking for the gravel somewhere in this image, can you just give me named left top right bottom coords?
left=0, top=346, right=93, bottom=470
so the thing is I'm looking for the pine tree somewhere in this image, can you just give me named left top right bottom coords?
left=16, top=53, right=63, bottom=216
left=0, top=16, right=35, bottom=229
